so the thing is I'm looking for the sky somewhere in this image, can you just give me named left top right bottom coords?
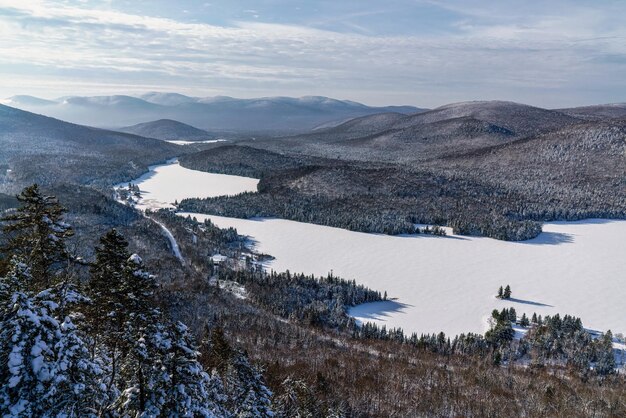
left=0, top=0, right=625, bottom=108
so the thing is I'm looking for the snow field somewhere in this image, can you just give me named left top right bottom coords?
left=123, top=160, right=626, bottom=338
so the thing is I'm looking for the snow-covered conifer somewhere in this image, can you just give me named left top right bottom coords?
left=1, top=185, right=73, bottom=288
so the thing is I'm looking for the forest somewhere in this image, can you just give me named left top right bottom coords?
left=1, top=185, right=625, bottom=417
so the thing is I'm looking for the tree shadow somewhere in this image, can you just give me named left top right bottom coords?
left=349, top=300, right=413, bottom=322
left=507, top=297, right=553, bottom=307
left=519, top=231, right=574, bottom=245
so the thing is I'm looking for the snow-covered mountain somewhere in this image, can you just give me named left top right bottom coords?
left=117, top=119, right=214, bottom=141
left=0, top=103, right=180, bottom=189
left=4, top=93, right=424, bottom=133
left=556, top=103, right=626, bottom=121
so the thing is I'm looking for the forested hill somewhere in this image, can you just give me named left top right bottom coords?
left=117, top=119, right=215, bottom=141
left=0, top=104, right=181, bottom=191
left=179, top=100, right=625, bottom=241
left=251, top=100, right=584, bottom=163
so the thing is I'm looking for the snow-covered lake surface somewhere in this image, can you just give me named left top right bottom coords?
left=116, top=159, right=259, bottom=210
left=124, top=161, right=626, bottom=337
left=180, top=214, right=626, bottom=337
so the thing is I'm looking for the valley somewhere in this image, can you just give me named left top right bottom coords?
left=4, top=2, right=626, bottom=415
left=122, top=159, right=626, bottom=338
left=1, top=97, right=625, bottom=417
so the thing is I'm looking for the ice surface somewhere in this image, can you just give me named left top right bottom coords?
left=115, top=159, right=259, bottom=211
left=123, top=160, right=626, bottom=337
left=181, top=214, right=626, bottom=337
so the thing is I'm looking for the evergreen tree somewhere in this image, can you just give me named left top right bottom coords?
left=508, top=307, right=517, bottom=323
left=224, top=351, right=273, bottom=417
left=497, top=286, right=503, bottom=299
left=1, top=185, right=73, bottom=288
left=503, top=285, right=511, bottom=299
left=86, top=230, right=158, bottom=393
left=0, top=260, right=105, bottom=417
left=275, top=377, right=318, bottom=418
left=159, top=321, right=228, bottom=417
left=202, top=326, right=233, bottom=376
left=520, top=313, right=530, bottom=327
left=595, top=330, right=616, bottom=376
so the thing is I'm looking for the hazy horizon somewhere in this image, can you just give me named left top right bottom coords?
left=1, top=0, right=625, bottom=108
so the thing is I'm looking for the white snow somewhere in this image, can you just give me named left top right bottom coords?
left=122, top=160, right=626, bottom=338
left=165, top=139, right=228, bottom=145
left=115, top=158, right=259, bottom=211
left=180, top=213, right=626, bottom=338
left=149, top=217, right=185, bottom=265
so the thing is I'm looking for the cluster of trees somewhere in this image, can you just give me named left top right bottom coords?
left=177, top=158, right=549, bottom=241
left=496, top=285, right=512, bottom=299
left=218, top=269, right=384, bottom=329
left=116, top=183, right=141, bottom=204
left=415, top=225, right=447, bottom=236
left=343, top=301, right=617, bottom=377
left=521, top=314, right=616, bottom=375
left=0, top=185, right=273, bottom=416
left=180, top=191, right=419, bottom=235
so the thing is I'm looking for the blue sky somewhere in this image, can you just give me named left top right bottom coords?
left=0, top=0, right=625, bottom=107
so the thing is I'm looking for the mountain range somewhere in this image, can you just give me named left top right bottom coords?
left=2, top=93, right=424, bottom=134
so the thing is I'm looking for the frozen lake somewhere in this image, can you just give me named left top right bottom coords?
left=116, top=159, right=259, bottom=210
left=127, top=161, right=626, bottom=337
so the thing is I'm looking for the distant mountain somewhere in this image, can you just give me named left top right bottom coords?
left=260, top=100, right=580, bottom=162
left=393, top=101, right=580, bottom=136
left=0, top=104, right=180, bottom=190
left=139, top=92, right=197, bottom=106
left=556, top=103, right=626, bottom=121
left=4, top=93, right=425, bottom=134
left=3, top=95, right=57, bottom=107
left=117, top=119, right=214, bottom=141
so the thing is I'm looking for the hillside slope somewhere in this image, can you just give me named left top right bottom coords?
left=256, top=101, right=580, bottom=162
left=0, top=104, right=181, bottom=190
left=556, top=103, right=626, bottom=121
left=118, top=119, right=214, bottom=141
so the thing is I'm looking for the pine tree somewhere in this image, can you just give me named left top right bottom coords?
left=508, top=307, right=517, bottom=323
left=531, top=312, right=538, bottom=324
left=86, top=230, right=158, bottom=393
left=595, top=330, right=616, bottom=376
left=1, top=185, right=73, bottom=288
left=503, top=285, right=511, bottom=299
left=520, top=313, right=530, bottom=327
left=224, top=351, right=273, bottom=417
left=0, top=261, right=105, bottom=417
left=202, top=326, right=233, bottom=376
left=275, top=377, right=318, bottom=418
left=159, top=321, right=228, bottom=417
left=497, top=286, right=503, bottom=299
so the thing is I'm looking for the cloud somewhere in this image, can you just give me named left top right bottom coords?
left=0, top=0, right=625, bottom=107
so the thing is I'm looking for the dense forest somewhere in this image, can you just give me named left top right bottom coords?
left=178, top=110, right=625, bottom=242
left=1, top=185, right=626, bottom=416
